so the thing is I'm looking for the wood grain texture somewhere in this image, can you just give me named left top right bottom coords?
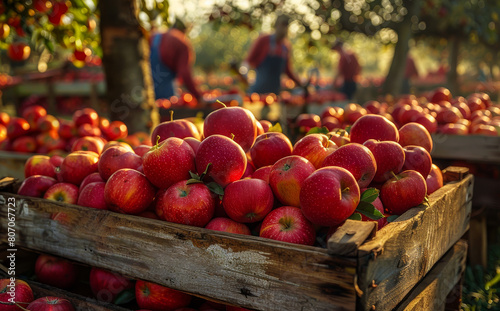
left=328, top=220, right=377, bottom=257
left=356, top=171, right=473, bottom=310
left=0, top=194, right=357, bottom=311
left=394, top=240, right=467, bottom=311
left=431, top=134, right=500, bottom=164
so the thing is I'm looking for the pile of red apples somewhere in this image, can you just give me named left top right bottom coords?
left=18, top=103, right=444, bottom=247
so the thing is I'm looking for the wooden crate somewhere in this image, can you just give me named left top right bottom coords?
left=0, top=167, right=473, bottom=311
left=431, top=134, right=500, bottom=164
left=0, top=151, right=31, bottom=180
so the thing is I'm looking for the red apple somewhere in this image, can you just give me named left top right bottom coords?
left=37, top=115, right=60, bottom=133
left=104, top=169, right=156, bottom=214
left=102, top=141, right=133, bottom=153
left=250, top=132, right=293, bottom=169
left=143, top=137, right=195, bottom=189
left=439, top=123, right=468, bottom=135
left=158, top=180, right=214, bottom=227
left=363, top=139, right=405, bottom=183
left=103, top=121, right=128, bottom=141
left=452, top=101, right=471, bottom=120
left=77, top=182, right=107, bottom=210
left=24, top=155, right=55, bottom=178
left=73, top=108, right=99, bottom=127
left=205, top=217, right=251, bottom=235
left=43, top=183, right=79, bottom=204
left=22, top=105, right=47, bottom=129
left=203, top=106, right=257, bottom=152
left=292, top=134, right=337, bottom=168
left=467, top=96, right=486, bottom=112
left=322, top=143, right=377, bottom=188
left=321, top=116, right=340, bottom=131
left=134, top=144, right=151, bottom=157
left=89, top=267, right=134, bottom=303
left=402, top=146, right=432, bottom=179
left=344, top=103, right=367, bottom=124
left=0, top=279, right=34, bottom=311
left=363, top=100, right=382, bottom=114
left=223, top=179, right=274, bottom=223
left=259, top=120, right=272, bottom=132
left=98, top=146, right=143, bottom=181
left=0, top=112, right=10, bottom=126
left=71, top=136, right=105, bottom=155
left=58, top=119, right=77, bottom=140
left=399, top=106, right=425, bottom=125
left=380, top=170, right=427, bottom=215
left=269, top=155, right=316, bottom=207
left=151, top=117, right=201, bottom=143
left=12, top=136, right=37, bottom=153
left=259, top=206, right=315, bottom=245
left=8, top=42, right=30, bottom=61
left=300, top=167, right=360, bottom=226
left=183, top=137, right=201, bottom=154
left=470, top=124, right=498, bottom=136
left=77, top=124, right=101, bottom=137
left=26, top=297, right=74, bottom=311
left=349, top=115, right=399, bottom=144
left=60, top=151, right=99, bottom=185
left=136, top=280, right=192, bottom=311
left=79, top=172, right=104, bottom=192
left=7, top=117, right=30, bottom=139
left=251, top=166, right=272, bottom=183
left=431, top=87, right=451, bottom=103
left=195, top=135, right=247, bottom=187
left=426, top=164, right=444, bottom=195
left=328, top=131, right=350, bottom=147
left=35, top=254, right=76, bottom=289
left=295, top=113, right=321, bottom=133
left=436, top=107, right=463, bottom=124
left=18, top=175, right=58, bottom=198
left=0, top=124, right=6, bottom=143
left=321, top=107, right=343, bottom=122
left=398, top=122, right=433, bottom=153
left=241, top=162, right=255, bottom=179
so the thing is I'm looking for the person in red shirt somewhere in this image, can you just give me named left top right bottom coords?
left=244, top=15, right=302, bottom=95
left=402, top=55, right=419, bottom=94
left=331, top=40, right=361, bottom=100
left=149, top=20, right=202, bottom=104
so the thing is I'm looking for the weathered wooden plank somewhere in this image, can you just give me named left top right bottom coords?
left=0, top=270, right=128, bottom=311
left=0, top=151, right=31, bottom=179
left=356, top=172, right=473, bottom=310
left=394, top=239, right=467, bottom=311
left=431, top=134, right=500, bottom=164
left=0, top=194, right=357, bottom=311
left=328, top=220, right=377, bottom=257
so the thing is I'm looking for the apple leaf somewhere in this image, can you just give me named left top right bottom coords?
left=186, top=178, right=203, bottom=185
left=386, top=215, right=400, bottom=223
left=355, top=201, right=384, bottom=220
left=306, top=126, right=330, bottom=136
left=345, top=125, right=352, bottom=134
left=189, top=171, right=200, bottom=180
left=113, top=288, right=136, bottom=305
left=207, top=182, right=224, bottom=200
left=360, top=188, right=379, bottom=204
left=268, top=122, right=282, bottom=133
left=348, top=212, right=362, bottom=221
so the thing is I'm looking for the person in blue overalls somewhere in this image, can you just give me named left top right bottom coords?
left=149, top=20, right=204, bottom=113
left=244, top=15, right=302, bottom=96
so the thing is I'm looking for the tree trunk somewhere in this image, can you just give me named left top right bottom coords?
left=381, top=0, right=421, bottom=96
left=447, top=35, right=460, bottom=95
left=99, top=0, right=158, bottom=133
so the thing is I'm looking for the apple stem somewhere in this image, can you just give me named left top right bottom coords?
left=170, top=110, right=174, bottom=122
left=391, top=171, right=400, bottom=180
left=0, top=301, right=29, bottom=311
left=155, top=135, right=161, bottom=148
left=216, top=99, right=227, bottom=108
left=231, top=133, right=235, bottom=141
left=342, top=187, right=350, bottom=193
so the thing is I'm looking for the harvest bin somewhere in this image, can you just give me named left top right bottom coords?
left=0, top=166, right=473, bottom=311
left=0, top=151, right=32, bottom=180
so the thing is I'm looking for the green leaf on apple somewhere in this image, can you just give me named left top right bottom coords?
left=189, top=171, right=200, bottom=180
left=207, top=182, right=224, bottom=200
left=360, top=188, right=379, bottom=204
left=345, top=125, right=352, bottom=134
left=306, top=126, right=330, bottom=136
left=355, top=201, right=384, bottom=220
left=386, top=215, right=399, bottom=223
left=113, top=288, right=136, bottom=305
left=348, top=212, right=362, bottom=221
left=268, top=122, right=282, bottom=133
left=186, top=178, right=203, bottom=185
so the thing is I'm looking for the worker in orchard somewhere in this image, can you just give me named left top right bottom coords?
left=244, top=15, right=302, bottom=95
left=149, top=19, right=204, bottom=106
left=331, top=40, right=361, bottom=100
